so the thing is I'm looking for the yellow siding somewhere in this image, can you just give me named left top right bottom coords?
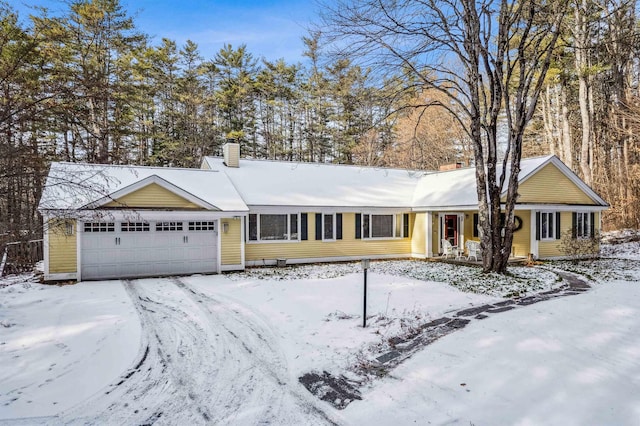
left=48, top=219, right=77, bottom=273
left=105, top=183, right=203, bottom=209
left=201, top=161, right=211, bottom=170
left=538, top=211, right=572, bottom=257
left=463, top=210, right=474, bottom=242
left=245, top=212, right=412, bottom=262
left=221, top=218, right=242, bottom=265
left=512, top=211, right=531, bottom=257
left=517, top=163, right=596, bottom=205
left=411, top=213, right=425, bottom=255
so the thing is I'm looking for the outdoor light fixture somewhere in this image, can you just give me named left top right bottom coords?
left=222, top=222, right=229, bottom=233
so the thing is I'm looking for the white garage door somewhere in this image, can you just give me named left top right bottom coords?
left=81, top=220, right=218, bottom=280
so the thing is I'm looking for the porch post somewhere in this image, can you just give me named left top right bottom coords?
left=530, top=210, right=538, bottom=259
left=425, top=212, right=433, bottom=257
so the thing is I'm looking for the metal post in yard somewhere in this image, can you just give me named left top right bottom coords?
left=361, top=259, right=370, bottom=327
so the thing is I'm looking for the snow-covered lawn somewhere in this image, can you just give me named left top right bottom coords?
left=0, top=279, right=140, bottom=418
left=184, top=270, right=500, bottom=378
left=0, top=243, right=639, bottom=424
left=343, top=280, right=640, bottom=425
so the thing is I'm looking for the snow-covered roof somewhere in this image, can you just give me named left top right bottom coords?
left=40, top=155, right=606, bottom=214
left=412, top=155, right=555, bottom=208
left=203, top=157, right=424, bottom=208
left=39, top=162, right=248, bottom=212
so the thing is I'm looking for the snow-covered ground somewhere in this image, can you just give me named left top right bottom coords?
left=0, top=242, right=639, bottom=424
left=0, top=279, right=140, bottom=418
left=185, top=270, right=500, bottom=379
left=343, top=280, right=640, bottom=425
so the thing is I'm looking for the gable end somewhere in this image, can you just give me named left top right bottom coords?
left=516, top=162, right=598, bottom=205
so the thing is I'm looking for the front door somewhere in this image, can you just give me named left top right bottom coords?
left=444, top=214, right=458, bottom=247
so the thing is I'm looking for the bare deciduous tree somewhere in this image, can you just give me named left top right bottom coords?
left=320, top=0, right=568, bottom=272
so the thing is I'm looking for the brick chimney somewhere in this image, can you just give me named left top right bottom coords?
left=439, top=161, right=465, bottom=171
left=223, top=142, right=240, bottom=168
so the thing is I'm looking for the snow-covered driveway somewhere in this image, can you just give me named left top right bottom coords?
left=62, top=277, right=336, bottom=425
left=3, top=254, right=640, bottom=425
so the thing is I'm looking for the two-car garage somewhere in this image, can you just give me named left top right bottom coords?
left=80, top=220, right=219, bottom=280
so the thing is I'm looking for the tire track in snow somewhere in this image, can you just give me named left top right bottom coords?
left=60, top=278, right=337, bottom=425
left=171, top=277, right=339, bottom=425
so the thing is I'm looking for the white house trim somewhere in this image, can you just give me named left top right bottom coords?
left=76, top=221, right=82, bottom=282
left=514, top=204, right=607, bottom=212
left=44, top=272, right=77, bottom=281
left=530, top=209, right=539, bottom=258
left=240, top=216, right=246, bottom=269
left=437, top=212, right=465, bottom=254
left=67, top=210, right=248, bottom=222
left=425, top=212, right=433, bottom=257
left=248, top=205, right=412, bottom=214
left=216, top=219, right=222, bottom=274
left=42, top=213, right=50, bottom=278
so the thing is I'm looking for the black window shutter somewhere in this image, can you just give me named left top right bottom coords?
left=403, top=213, right=409, bottom=238
left=315, top=213, right=322, bottom=240
left=355, top=213, right=361, bottom=239
left=336, top=214, right=343, bottom=240
left=535, top=212, right=541, bottom=241
left=590, top=212, right=595, bottom=237
left=555, top=212, right=561, bottom=239
left=473, top=213, right=479, bottom=238
left=572, top=212, right=577, bottom=239
left=301, top=213, right=308, bottom=240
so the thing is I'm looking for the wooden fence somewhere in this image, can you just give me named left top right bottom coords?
left=0, top=239, right=44, bottom=276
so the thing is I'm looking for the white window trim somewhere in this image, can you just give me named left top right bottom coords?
left=540, top=211, right=556, bottom=241
left=361, top=213, right=405, bottom=240
left=248, top=212, right=301, bottom=244
left=322, top=213, right=336, bottom=241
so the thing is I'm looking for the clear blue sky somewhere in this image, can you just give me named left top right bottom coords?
left=13, top=0, right=322, bottom=64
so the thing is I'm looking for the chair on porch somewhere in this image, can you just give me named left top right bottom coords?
left=441, top=239, right=456, bottom=259
left=466, top=240, right=481, bottom=262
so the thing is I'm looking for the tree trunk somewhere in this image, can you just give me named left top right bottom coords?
left=575, top=0, right=593, bottom=185
left=560, top=85, right=573, bottom=168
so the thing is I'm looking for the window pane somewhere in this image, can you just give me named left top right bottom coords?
left=577, top=213, right=584, bottom=237
left=372, top=215, right=393, bottom=238
left=249, top=214, right=257, bottom=241
left=290, top=214, right=298, bottom=239
left=324, top=214, right=334, bottom=240
left=260, top=214, right=288, bottom=240
left=363, top=214, right=370, bottom=239
left=577, top=212, right=589, bottom=238
left=584, top=213, right=590, bottom=237
left=541, top=212, right=555, bottom=239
